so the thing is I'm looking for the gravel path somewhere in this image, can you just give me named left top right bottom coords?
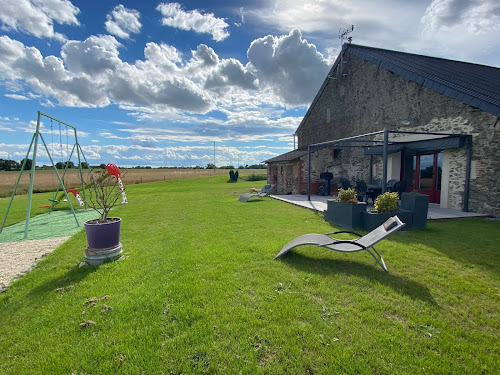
left=0, top=237, right=70, bottom=292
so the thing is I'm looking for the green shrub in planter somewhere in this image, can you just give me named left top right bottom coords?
left=374, top=192, right=399, bottom=213
left=362, top=191, right=413, bottom=231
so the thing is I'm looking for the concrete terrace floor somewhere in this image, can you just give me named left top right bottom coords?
left=271, top=195, right=490, bottom=220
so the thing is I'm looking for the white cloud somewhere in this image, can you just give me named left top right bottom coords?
left=131, top=136, right=157, bottom=148
left=4, top=94, right=30, bottom=100
left=144, top=42, right=182, bottom=73
left=105, top=5, right=142, bottom=39
left=0, top=28, right=327, bottom=125
left=205, top=59, right=258, bottom=90
left=250, top=0, right=500, bottom=67
left=421, top=0, right=500, bottom=34
left=156, top=2, right=230, bottom=41
left=61, top=35, right=122, bottom=75
left=0, top=0, right=80, bottom=41
left=234, top=7, right=245, bottom=27
left=247, top=29, right=330, bottom=106
left=0, top=35, right=107, bottom=107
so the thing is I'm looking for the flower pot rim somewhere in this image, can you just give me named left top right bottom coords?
left=84, top=217, right=122, bottom=225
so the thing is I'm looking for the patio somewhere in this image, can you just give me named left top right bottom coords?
left=271, top=194, right=490, bottom=220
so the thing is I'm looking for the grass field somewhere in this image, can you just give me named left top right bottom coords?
left=0, top=168, right=266, bottom=197
left=1, top=175, right=499, bottom=374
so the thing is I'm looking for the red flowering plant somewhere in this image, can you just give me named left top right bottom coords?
left=334, top=187, right=358, bottom=203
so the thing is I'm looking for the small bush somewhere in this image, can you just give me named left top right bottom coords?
left=228, top=170, right=239, bottom=182
left=246, top=173, right=267, bottom=181
left=374, top=192, right=399, bottom=213
left=335, top=188, right=358, bottom=203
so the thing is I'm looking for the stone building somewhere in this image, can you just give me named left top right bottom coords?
left=265, top=44, right=500, bottom=215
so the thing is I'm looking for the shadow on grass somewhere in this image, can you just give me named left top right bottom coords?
left=26, top=263, right=98, bottom=299
left=279, top=252, right=437, bottom=305
left=322, top=218, right=500, bottom=274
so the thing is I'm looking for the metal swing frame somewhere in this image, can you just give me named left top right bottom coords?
left=0, top=111, right=91, bottom=239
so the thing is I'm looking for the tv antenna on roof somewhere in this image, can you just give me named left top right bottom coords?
left=338, top=25, right=354, bottom=48
left=337, top=25, right=354, bottom=77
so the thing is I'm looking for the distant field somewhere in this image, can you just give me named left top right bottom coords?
left=0, top=169, right=266, bottom=197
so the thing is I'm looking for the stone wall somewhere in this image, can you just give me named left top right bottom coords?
left=290, top=52, right=499, bottom=215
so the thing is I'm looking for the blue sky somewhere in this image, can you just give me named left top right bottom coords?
left=1, top=0, right=499, bottom=168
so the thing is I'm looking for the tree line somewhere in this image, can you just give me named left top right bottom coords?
left=0, top=158, right=267, bottom=171
left=0, top=158, right=101, bottom=171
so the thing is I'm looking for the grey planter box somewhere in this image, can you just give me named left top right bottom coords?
left=401, top=192, right=430, bottom=229
left=324, top=200, right=367, bottom=229
left=361, top=210, right=413, bottom=231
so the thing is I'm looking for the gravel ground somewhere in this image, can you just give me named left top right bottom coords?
left=0, top=237, right=70, bottom=292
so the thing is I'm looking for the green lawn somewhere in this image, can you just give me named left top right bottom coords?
left=1, top=175, right=499, bottom=374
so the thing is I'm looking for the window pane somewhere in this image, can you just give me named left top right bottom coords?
left=436, top=153, right=442, bottom=190
left=419, top=154, right=433, bottom=189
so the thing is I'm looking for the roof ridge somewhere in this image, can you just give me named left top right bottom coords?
left=345, top=43, right=500, bottom=70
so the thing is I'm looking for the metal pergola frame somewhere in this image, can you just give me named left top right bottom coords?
left=306, top=129, right=473, bottom=212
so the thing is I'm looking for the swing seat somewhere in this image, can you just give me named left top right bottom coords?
left=48, top=199, right=59, bottom=203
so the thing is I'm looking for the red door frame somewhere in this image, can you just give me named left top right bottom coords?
left=414, top=151, right=440, bottom=204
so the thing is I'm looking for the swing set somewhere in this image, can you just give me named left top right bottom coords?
left=0, top=111, right=91, bottom=239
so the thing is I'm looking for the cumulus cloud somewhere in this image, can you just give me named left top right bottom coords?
left=421, top=0, right=500, bottom=34
left=0, top=0, right=80, bottom=41
left=0, top=35, right=108, bottom=107
left=0, top=35, right=214, bottom=111
left=156, top=2, right=229, bottom=41
left=105, top=5, right=142, bottom=39
left=61, top=35, right=122, bottom=75
left=0, top=26, right=331, bottom=119
left=205, top=59, right=258, bottom=90
left=131, top=136, right=157, bottom=148
left=247, top=29, right=329, bottom=106
left=191, top=44, right=219, bottom=67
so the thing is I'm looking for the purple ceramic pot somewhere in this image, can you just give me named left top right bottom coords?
left=84, top=217, right=121, bottom=249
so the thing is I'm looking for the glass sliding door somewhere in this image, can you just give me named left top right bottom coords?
left=405, top=151, right=442, bottom=203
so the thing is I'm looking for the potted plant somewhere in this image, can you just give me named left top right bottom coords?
left=401, top=190, right=430, bottom=229
left=361, top=191, right=413, bottom=231
left=324, top=187, right=367, bottom=228
left=83, top=169, right=124, bottom=265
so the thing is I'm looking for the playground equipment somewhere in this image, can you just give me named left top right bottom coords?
left=106, top=163, right=128, bottom=204
left=39, top=189, right=84, bottom=209
left=0, top=111, right=90, bottom=239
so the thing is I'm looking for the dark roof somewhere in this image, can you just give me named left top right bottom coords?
left=263, top=148, right=308, bottom=163
left=346, top=44, right=500, bottom=117
left=296, top=43, right=500, bottom=134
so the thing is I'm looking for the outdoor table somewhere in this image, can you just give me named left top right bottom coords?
left=367, top=184, right=383, bottom=200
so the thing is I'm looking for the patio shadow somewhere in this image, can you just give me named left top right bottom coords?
left=278, top=252, right=437, bottom=305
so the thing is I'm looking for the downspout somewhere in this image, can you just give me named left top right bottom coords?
left=369, top=154, right=373, bottom=184
left=463, top=135, right=472, bottom=212
left=307, top=145, right=311, bottom=201
left=382, top=129, right=389, bottom=193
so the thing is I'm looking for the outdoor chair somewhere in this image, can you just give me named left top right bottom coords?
left=274, top=215, right=405, bottom=272
left=339, top=178, right=352, bottom=190
left=389, top=180, right=406, bottom=198
left=387, top=179, right=398, bottom=189
left=238, top=184, right=274, bottom=202
left=355, top=180, right=368, bottom=202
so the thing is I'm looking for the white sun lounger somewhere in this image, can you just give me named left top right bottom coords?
left=275, top=215, right=405, bottom=271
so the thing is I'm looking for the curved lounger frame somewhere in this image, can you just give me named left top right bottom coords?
left=275, top=215, right=405, bottom=272
left=238, top=184, right=274, bottom=202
